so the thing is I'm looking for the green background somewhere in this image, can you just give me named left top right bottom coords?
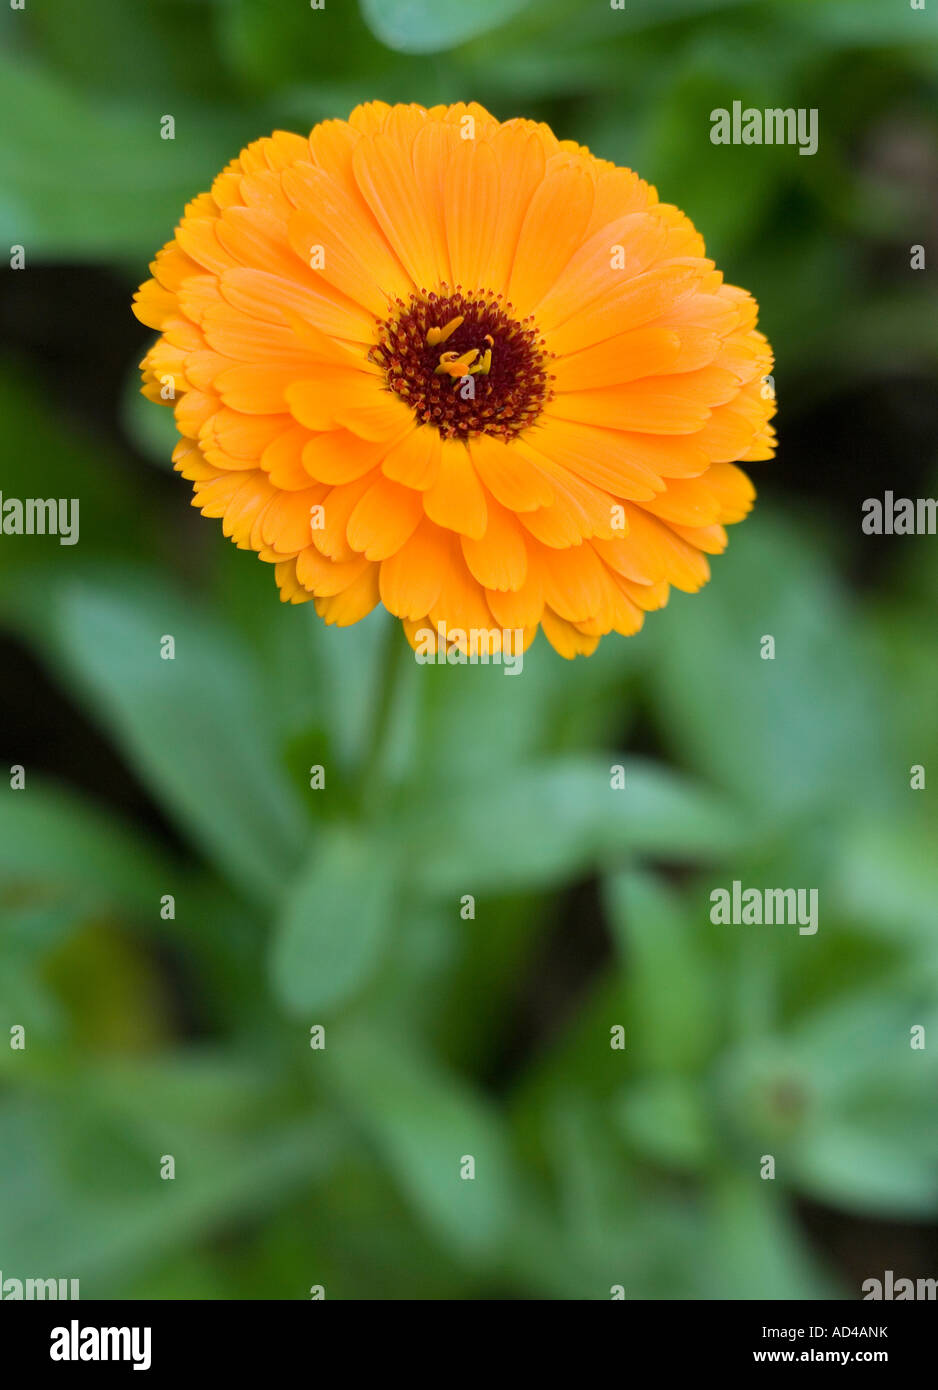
left=1, top=0, right=937, bottom=1299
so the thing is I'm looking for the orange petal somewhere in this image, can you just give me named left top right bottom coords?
left=381, top=424, right=440, bottom=491
left=540, top=607, right=600, bottom=659
left=698, top=461, right=756, bottom=523
left=486, top=125, right=547, bottom=291
left=285, top=164, right=412, bottom=315
left=312, top=475, right=375, bottom=561
left=508, top=157, right=595, bottom=313
left=286, top=368, right=381, bottom=431
left=219, top=266, right=374, bottom=344
left=346, top=474, right=424, bottom=560
left=379, top=518, right=449, bottom=619
left=260, top=486, right=328, bottom=554
left=535, top=210, right=669, bottom=327
left=547, top=264, right=702, bottom=356
left=410, top=122, right=453, bottom=288
left=544, top=378, right=715, bottom=435
left=597, top=505, right=711, bottom=591
left=301, top=429, right=386, bottom=486
left=132, top=279, right=178, bottom=330
left=352, top=131, right=440, bottom=290
left=638, top=477, right=724, bottom=528
left=295, top=545, right=371, bottom=595
left=461, top=500, right=528, bottom=591
left=467, top=432, right=554, bottom=512
left=517, top=421, right=661, bottom=501
left=429, top=540, right=499, bottom=636
left=423, top=439, right=487, bottom=539
left=553, top=326, right=683, bottom=392
left=274, top=557, right=312, bottom=605
left=539, top=540, right=606, bottom=622
left=444, top=136, right=499, bottom=293
left=215, top=363, right=303, bottom=414
left=314, top=564, right=381, bottom=626
left=261, top=426, right=318, bottom=490
left=485, top=559, right=545, bottom=630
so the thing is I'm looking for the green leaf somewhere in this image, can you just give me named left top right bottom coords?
left=220, top=0, right=397, bottom=89
left=66, top=1051, right=294, bottom=1140
left=404, top=756, right=745, bottom=895
left=0, top=780, right=172, bottom=914
left=704, top=1174, right=838, bottom=1299
left=323, top=1023, right=514, bottom=1262
left=21, top=0, right=229, bottom=101
left=719, top=997, right=938, bottom=1217
left=0, top=1091, right=338, bottom=1286
left=833, top=817, right=938, bottom=947
left=614, top=1076, right=713, bottom=1172
left=511, top=1092, right=707, bottom=1298
left=270, top=824, right=397, bottom=1014
left=604, top=869, right=721, bottom=1072
left=645, top=513, right=890, bottom=819
left=0, top=51, right=252, bottom=259
left=771, top=0, right=938, bottom=52
left=51, top=573, right=308, bottom=903
left=303, top=606, right=404, bottom=775
left=359, top=0, right=532, bottom=54
left=788, top=998, right=938, bottom=1216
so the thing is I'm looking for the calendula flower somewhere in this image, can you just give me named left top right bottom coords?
left=133, top=102, right=775, bottom=658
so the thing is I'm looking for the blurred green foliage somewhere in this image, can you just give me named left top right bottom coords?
left=1, top=0, right=937, bottom=1299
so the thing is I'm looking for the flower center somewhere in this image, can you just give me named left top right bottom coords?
left=371, top=287, right=553, bottom=441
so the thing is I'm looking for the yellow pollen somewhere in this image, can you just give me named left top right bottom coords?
left=426, top=315, right=464, bottom=346
left=435, top=347, right=480, bottom=378
left=433, top=337, right=495, bottom=381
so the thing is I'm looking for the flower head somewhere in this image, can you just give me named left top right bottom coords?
left=133, top=102, right=776, bottom=658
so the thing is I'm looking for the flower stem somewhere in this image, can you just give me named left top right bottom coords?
left=357, top=616, right=410, bottom=816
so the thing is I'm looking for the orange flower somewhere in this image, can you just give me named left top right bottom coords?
left=133, top=102, right=775, bottom=658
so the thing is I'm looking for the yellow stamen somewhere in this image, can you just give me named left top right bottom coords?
left=435, top=348, right=479, bottom=378
left=426, top=315, right=464, bottom=347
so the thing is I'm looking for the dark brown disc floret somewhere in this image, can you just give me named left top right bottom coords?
left=371, top=286, right=554, bottom=441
